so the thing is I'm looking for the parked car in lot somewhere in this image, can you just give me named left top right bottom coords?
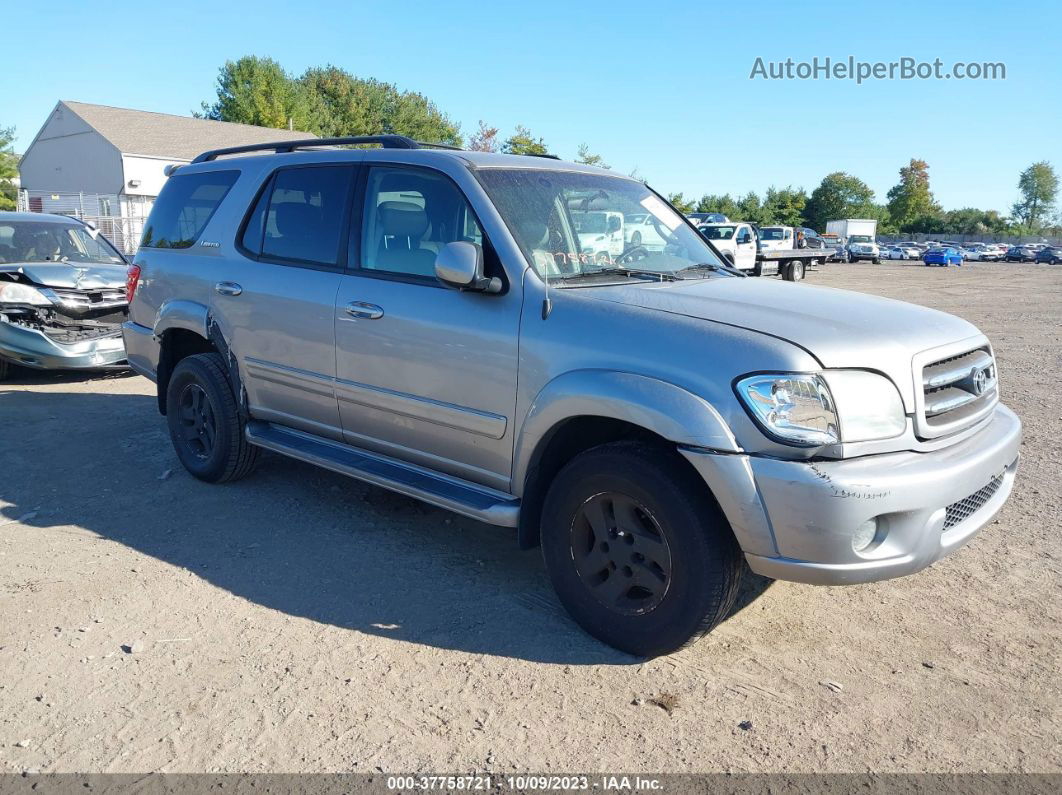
left=623, top=211, right=670, bottom=251
left=923, top=246, right=964, bottom=267
left=686, top=212, right=729, bottom=225
left=1003, top=246, right=1037, bottom=262
left=0, top=212, right=129, bottom=380
left=124, top=135, right=1022, bottom=656
left=883, top=245, right=905, bottom=260
left=1034, top=246, right=1062, bottom=264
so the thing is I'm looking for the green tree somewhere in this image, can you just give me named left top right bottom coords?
left=666, top=192, right=696, bottom=214
left=300, top=66, right=461, bottom=145
left=0, top=126, right=17, bottom=211
left=200, top=56, right=313, bottom=131
left=762, top=186, right=807, bottom=226
left=695, top=193, right=741, bottom=219
left=502, top=125, right=548, bottom=156
left=467, top=120, right=499, bottom=152
left=575, top=143, right=609, bottom=169
left=736, top=191, right=768, bottom=226
left=1011, top=161, right=1058, bottom=231
left=886, top=158, right=940, bottom=229
left=803, top=172, right=876, bottom=232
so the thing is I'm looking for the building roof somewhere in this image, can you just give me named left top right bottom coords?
left=61, top=101, right=316, bottom=162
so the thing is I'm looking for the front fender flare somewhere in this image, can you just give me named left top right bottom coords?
left=513, top=370, right=740, bottom=494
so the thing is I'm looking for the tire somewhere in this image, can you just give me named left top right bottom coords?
left=785, top=260, right=805, bottom=281
left=165, top=352, right=260, bottom=483
left=872, top=257, right=881, bottom=264
left=540, top=441, right=744, bottom=657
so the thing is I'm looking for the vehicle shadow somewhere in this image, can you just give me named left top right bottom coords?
left=0, top=388, right=771, bottom=665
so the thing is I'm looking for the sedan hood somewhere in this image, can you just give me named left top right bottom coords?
left=0, top=261, right=127, bottom=290
left=581, top=277, right=984, bottom=408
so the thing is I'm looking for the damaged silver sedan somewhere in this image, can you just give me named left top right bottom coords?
left=0, top=212, right=129, bottom=379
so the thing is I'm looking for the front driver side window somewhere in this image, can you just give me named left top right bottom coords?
left=359, top=166, right=484, bottom=279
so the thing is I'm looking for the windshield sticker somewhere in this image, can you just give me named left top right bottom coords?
left=639, top=195, right=682, bottom=231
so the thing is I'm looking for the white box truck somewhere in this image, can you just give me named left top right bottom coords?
left=825, top=219, right=879, bottom=263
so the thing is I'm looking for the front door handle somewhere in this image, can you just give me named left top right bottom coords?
left=344, top=301, right=384, bottom=320
left=214, top=281, right=243, bottom=296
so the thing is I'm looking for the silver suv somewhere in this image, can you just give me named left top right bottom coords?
left=124, top=136, right=1021, bottom=656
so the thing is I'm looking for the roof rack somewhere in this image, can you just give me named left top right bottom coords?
left=191, top=135, right=463, bottom=163
left=525, top=152, right=561, bottom=160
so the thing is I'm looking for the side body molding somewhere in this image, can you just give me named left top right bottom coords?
left=152, top=299, right=210, bottom=339
left=513, top=370, right=741, bottom=495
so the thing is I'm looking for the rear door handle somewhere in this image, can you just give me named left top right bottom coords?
left=344, top=301, right=384, bottom=320
left=214, top=281, right=243, bottom=296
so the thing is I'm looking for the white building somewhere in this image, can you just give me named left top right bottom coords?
left=18, top=101, right=314, bottom=251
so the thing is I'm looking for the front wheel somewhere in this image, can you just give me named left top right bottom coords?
left=872, top=257, right=881, bottom=264
left=166, top=352, right=260, bottom=483
left=540, top=441, right=744, bottom=657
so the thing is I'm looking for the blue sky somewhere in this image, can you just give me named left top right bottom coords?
left=4, top=0, right=1059, bottom=213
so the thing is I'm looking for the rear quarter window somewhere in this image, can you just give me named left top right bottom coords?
left=140, top=170, right=239, bottom=249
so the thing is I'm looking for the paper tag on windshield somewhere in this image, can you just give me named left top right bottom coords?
left=639, top=195, right=682, bottom=231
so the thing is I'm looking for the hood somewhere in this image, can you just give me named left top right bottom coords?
left=0, top=261, right=128, bottom=290
left=579, top=277, right=983, bottom=408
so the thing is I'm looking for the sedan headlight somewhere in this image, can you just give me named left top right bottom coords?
left=0, top=282, right=52, bottom=306
left=736, top=371, right=906, bottom=447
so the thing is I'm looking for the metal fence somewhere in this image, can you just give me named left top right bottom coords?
left=15, top=189, right=151, bottom=254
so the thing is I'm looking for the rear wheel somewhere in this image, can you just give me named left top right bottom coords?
left=166, top=352, right=260, bottom=483
left=783, top=260, right=805, bottom=281
left=540, top=441, right=744, bottom=657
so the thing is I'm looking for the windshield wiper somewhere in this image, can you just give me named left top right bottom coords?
left=675, top=262, right=747, bottom=278
left=551, top=266, right=678, bottom=283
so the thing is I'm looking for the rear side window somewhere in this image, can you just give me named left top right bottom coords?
left=140, top=171, right=238, bottom=249
left=242, top=166, right=353, bottom=267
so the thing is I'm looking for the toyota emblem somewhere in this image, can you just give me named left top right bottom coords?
left=972, top=367, right=989, bottom=395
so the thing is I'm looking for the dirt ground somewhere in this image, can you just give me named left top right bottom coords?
left=0, top=262, right=1059, bottom=775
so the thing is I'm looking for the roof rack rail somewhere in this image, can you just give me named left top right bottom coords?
left=524, top=152, right=561, bottom=160
left=191, top=135, right=463, bottom=163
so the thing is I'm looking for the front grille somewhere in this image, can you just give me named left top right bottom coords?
left=944, top=473, right=1006, bottom=530
left=918, top=347, right=998, bottom=437
left=47, top=287, right=127, bottom=311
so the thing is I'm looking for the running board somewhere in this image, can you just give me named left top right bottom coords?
left=244, top=421, right=520, bottom=527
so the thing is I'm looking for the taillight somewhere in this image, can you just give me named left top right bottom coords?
left=126, top=264, right=141, bottom=303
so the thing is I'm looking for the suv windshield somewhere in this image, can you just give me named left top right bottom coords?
left=477, top=170, right=728, bottom=284
left=0, top=220, right=125, bottom=265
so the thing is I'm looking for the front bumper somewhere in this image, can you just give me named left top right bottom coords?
left=682, top=404, right=1021, bottom=585
left=0, top=317, right=126, bottom=370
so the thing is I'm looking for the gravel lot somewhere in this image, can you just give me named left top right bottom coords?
left=0, top=262, right=1059, bottom=774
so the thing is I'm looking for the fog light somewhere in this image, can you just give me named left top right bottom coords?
left=852, top=518, right=879, bottom=552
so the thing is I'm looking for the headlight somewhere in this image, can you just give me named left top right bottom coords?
left=0, top=282, right=52, bottom=306
left=736, top=371, right=906, bottom=447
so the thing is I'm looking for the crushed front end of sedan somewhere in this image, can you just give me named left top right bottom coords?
left=0, top=213, right=130, bottom=378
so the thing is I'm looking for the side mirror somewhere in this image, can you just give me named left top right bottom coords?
left=435, top=241, right=502, bottom=294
